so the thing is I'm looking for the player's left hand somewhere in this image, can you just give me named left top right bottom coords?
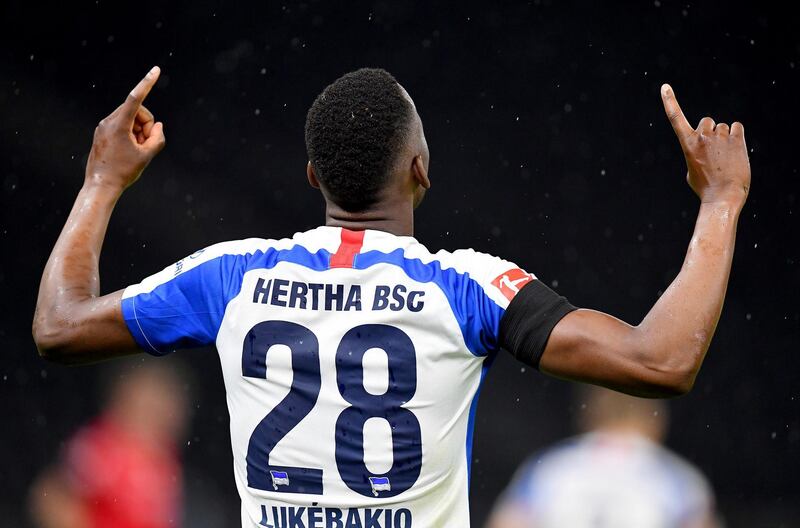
left=660, top=83, right=750, bottom=207
left=85, top=66, right=166, bottom=191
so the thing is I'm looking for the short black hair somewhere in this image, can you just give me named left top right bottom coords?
left=305, top=68, right=413, bottom=212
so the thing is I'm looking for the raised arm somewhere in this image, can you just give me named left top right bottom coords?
left=539, top=84, right=750, bottom=397
left=32, top=67, right=165, bottom=365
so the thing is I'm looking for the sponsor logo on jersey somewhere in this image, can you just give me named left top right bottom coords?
left=270, top=470, right=290, bottom=490
left=491, top=268, right=534, bottom=301
left=174, top=249, right=207, bottom=276
left=369, top=476, right=391, bottom=496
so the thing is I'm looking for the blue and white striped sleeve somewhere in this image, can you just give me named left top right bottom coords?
left=454, top=249, right=576, bottom=366
left=121, top=244, right=244, bottom=355
left=446, top=250, right=538, bottom=356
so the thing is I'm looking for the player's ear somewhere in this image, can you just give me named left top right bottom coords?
left=412, top=155, right=430, bottom=190
left=307, top=161, right=321, bottom=189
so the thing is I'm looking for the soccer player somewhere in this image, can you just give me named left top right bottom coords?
left=32, top=66, right=750, bottom=527
left=487, top=386, right=718, bottom=528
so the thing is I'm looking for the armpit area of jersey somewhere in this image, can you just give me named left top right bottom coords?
left=499, top=280, right=577, bottom=369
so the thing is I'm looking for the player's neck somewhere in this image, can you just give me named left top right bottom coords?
left=324, top=200, right=414, bottom=237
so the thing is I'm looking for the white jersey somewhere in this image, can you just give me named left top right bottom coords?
left=495, top=431, right=715, bottom=528
left=121, top=226, right=536, bottom=527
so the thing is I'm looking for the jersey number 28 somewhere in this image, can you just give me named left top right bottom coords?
left=242, top=321, right=422, bottom=498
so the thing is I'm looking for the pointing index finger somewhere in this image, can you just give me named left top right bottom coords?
left=121, top=66, right=161, bottom=121
left=660, top=83, right=692, bottom=144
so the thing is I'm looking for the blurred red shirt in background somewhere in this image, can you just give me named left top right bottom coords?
left=30, top=362, right=189, bottom=528
left=65, top=416, right=182, bottom=528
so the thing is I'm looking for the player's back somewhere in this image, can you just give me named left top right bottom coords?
left=121, top=226, right=530, bottom=527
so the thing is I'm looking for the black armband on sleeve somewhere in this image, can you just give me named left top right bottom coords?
left=498, top=280, right=577, bottom=370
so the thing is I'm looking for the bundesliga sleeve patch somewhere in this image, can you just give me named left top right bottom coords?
left=491, top=268, right=534, bottom=301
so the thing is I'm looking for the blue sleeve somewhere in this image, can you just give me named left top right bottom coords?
left=446, top=271, right=507, bottom=356
left=445, top=251, right=535, bottom=357
left=121, top=249, right=243, bottom=355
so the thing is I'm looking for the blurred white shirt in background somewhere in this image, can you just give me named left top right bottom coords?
left=488, top=431, right=716, bottom=528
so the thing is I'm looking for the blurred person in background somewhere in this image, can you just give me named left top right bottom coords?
left=29, top=361, right=189, bottom=528
left=487, top=386, right=719, bottom=528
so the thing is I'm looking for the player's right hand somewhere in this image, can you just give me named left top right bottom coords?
left=85, top=66, right=166, bottom=191
left=660, top=84, right=750, bottom=206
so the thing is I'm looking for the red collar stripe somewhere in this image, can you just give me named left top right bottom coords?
left=330, top=229, right=365, bottom=269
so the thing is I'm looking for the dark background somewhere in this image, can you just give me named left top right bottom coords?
left=2, top=1, right=798, bottom=526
